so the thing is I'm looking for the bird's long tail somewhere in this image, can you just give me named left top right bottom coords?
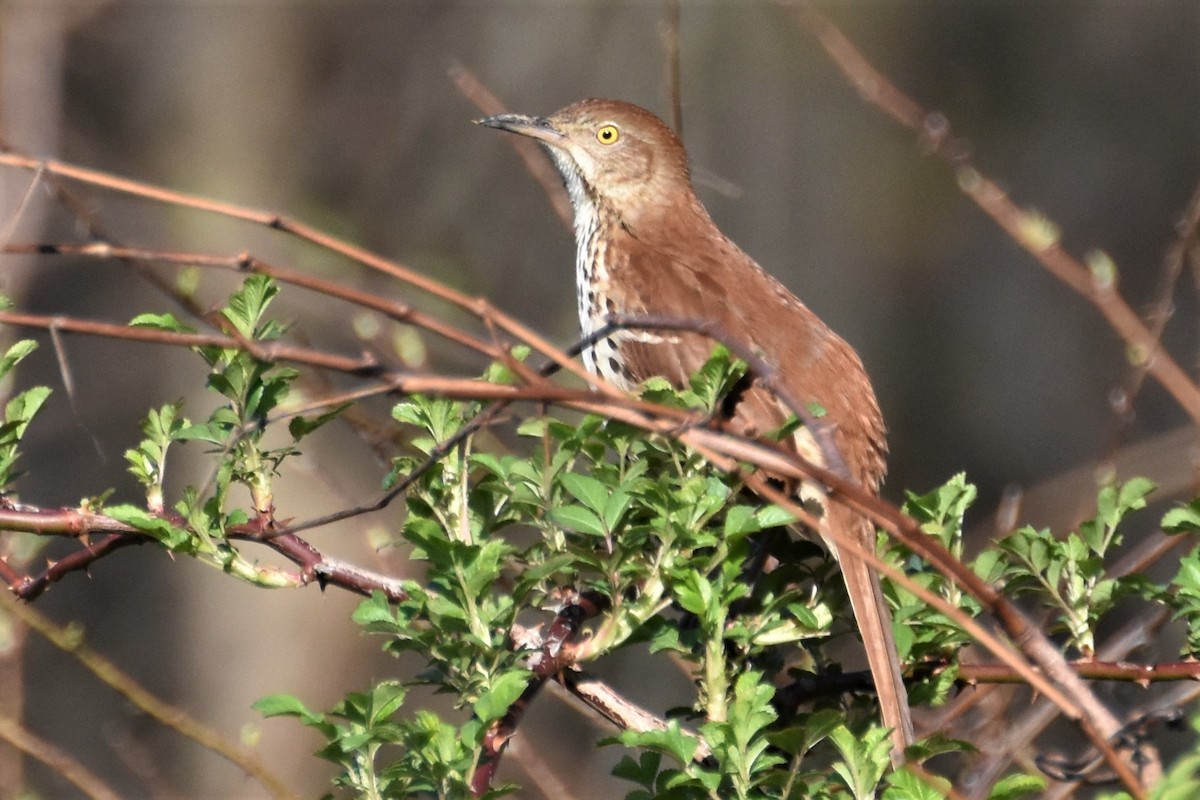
left=827, top=505, right=913, bottom=766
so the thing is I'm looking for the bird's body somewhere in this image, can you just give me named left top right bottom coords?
left=481, top=98, right=912, bottom=760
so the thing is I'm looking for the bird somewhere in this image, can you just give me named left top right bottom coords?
left=479, top=98, right=913, bottom=761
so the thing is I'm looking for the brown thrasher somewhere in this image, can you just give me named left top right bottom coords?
left=480, top=98, right=913, bottom=760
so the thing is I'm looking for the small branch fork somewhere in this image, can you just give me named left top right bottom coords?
left=0, top=503, right=409, bottom=603
left=0, top=16, right=1196, bottom=799
left=472, top=590, right=609, bottom=795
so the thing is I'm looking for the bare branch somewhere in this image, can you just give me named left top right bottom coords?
left=788, top=0, right=1200, bottom=432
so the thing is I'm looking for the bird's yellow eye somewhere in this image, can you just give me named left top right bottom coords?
left=596, top=124, right=620, bottom=145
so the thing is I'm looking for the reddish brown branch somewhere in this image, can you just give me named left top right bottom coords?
left=0, top=151, right=474, bottom=310
left=591, top=308, right=1146, bottom=784
left=13, top=534, right=145, bottom=600
left=660, top=0, right=684, bottom=138
left=472, top=591, right=607, bottom=797
left=0, top=57, right=1184, bottom=794
left=0, top=137, right=214, bottom=325
left=1101, top=179, right=1200, bottom=460
left=0, top=307, right=660, bottom=417
left=0, top=309, right=381, bottom=375
left=737, top=468, right=1143, bottom=793
left=2, top=242, right=499, bottom=359
left=0, top=285, right=1153, bottom=794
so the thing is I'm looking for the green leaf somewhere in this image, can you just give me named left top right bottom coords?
left=766, top=710, right=842, bottom=757
left=617, top=721, right=702, bottom=766
left=174, top=421, right=230, bottom=445
left=645, top=618, right=685, bottom=655
left=1117, top=476, right=1155, bottom=512
left=602, top=488, right=632, bottom=532
left=473, top=671, right=530, bottom=724
left=884, top=767, right=953, bottom=799
left=724, top=505, right=757, bottom=537
left=129, top=312, right=194, bottom=333
left=0, top=385, right=51, bottom=488
left=470, top=452, right=509, bottom=479
left=515, top=416, right=548, bottom=438
left=549, top=504, right=606, bottom=538
left=686, top=345, right=748, bottom=410
left=986, top=772, right=1047, bottom=799
left=612, top=750, right=661, bottom=790
left=105, top=504, right=191, bottom=549
left=6, top=386, right=50, bottom=428
left=254, top=693, right=316, bottom=719
left=288, top=402, right=350, bottom=439
left=223, top=274, right=280, bottom=338
left=829, top=725, right=890, bottom=799
left=482, top=345, right=531, bottom=385
left=0, top=340, right=37, bottom=376
left=1164, top=501, right=1200, bottom=535
left=903, top=473, right=976, bottom=546
left=561, top=472, right=610, bottom=516
left=753, top=503, right=798, bottom=531
left=674, top=573, right=713, bottom=617
left=367, top=681, right=407, bottom=726
left=352, top=593, right=399, bottom=629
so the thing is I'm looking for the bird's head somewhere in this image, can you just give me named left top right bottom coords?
left=479, top=98, right=698, bottom=231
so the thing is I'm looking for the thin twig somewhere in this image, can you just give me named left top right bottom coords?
left=788, top=0, right=1200, bottom=433
left=0, top=591, right=297, bottom=799
left=449, top=62, right=574, bottom=229
left=660, top=0, right=684, bottom=138
left=0, top=714, right=121, bottom=800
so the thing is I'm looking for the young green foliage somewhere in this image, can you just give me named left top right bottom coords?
left=888, top=474, right=981, bottom=705
left=115, top=277, right=342, bottom=583
left=992, top=478, right=1155, bottom=656
left=0, top=339, right=51, bottom=491
left=123, top=401, right=187, bottom=513
left=254, top=683, right=516, bottom=800
left=177, top=274, right=298, bottom=517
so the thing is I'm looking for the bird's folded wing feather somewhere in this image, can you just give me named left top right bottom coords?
left=609, top=224, right=886, bottom=489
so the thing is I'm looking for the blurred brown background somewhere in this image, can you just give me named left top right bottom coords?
left=1, top=1, right=1199, bottom=797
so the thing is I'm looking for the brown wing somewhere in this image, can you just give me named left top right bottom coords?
left=603, top=220, right=887, bottom=491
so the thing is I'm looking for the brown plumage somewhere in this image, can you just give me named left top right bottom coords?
left=481, top=98, right=912, bottom=761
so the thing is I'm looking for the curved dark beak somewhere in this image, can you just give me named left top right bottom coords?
left=476, top=113, right=566, bottom=145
